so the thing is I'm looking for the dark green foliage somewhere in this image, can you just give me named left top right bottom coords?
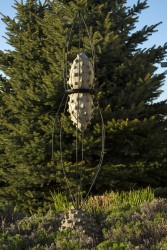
left=0, top=0, right=62, bottom=211
left=0, top=0, right=167, bottom=210
left=0, top=206, right=61, bottom=250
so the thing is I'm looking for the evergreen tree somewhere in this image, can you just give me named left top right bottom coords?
left=0, top=0, right=62, bottom=211
left=0, top=0, right=167, bottom=211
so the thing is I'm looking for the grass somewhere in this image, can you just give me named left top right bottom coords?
left=1, top=187, right=167, bottom=249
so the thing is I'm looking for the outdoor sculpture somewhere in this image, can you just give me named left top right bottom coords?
left=52, top=11, right=105, bottom=211
left=51, top=11, right=105, bottom=245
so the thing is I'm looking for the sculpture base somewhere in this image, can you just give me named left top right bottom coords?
left=59, top=209, right=102, bottom=247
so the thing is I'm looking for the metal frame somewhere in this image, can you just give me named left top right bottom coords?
left=52, top=10, right=105, bottom=209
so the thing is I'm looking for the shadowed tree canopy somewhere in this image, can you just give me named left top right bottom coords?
left=0, top=0, right=167, bottom=211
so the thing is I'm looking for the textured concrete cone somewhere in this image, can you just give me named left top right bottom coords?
left=68, top=52, right=94, bottom=132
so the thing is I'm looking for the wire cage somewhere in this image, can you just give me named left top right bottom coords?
left=52, top=11, right=105, bottom=209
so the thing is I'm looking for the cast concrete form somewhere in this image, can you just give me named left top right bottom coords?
left=67, top=52, right=94, bottom=131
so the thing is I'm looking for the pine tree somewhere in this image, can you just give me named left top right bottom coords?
left=0, top=0, right=63, bottom=211
left=0, top=0, right=167, bottom=211
left=44, top=0, right=167, bottom=192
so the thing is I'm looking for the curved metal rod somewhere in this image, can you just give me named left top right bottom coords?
left=81, top=102, right=105, bottom=207
left=79, top=12, right=96, bottom=72
left=52, top=94, right=76, bottom=208
left=59, top=96, right=76, bottom=208
left=75, top=11, right=81, bottom=209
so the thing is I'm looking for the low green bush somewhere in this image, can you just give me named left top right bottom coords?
left=0, top=188, right=167, bottom=249
left=102, top=198, right=167, bottom=249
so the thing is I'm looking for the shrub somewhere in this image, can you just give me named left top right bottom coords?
left=102, top=198, right=167, bottom=249
left=0, top=208, right=61, bottom=250
left=1, top=188, right=167, bottom=250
